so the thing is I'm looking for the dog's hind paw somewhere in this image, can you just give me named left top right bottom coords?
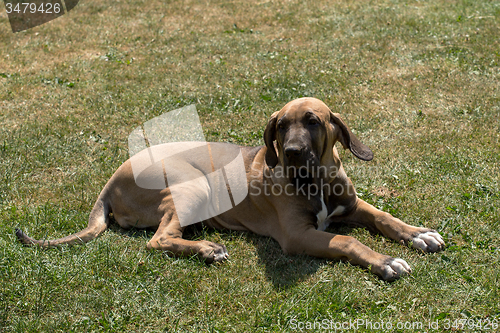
left=411, top=231, right=445, bottom=253
left=199, top=241, right=229, bottom=264
left=213, top=250, right=229, bottom=263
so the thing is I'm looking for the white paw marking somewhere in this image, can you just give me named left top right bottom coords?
left=213, top=249, right=229, bottom=262
left=385, top=258, right=412, bottom=280
left=411, top=231, right=445, bottom=253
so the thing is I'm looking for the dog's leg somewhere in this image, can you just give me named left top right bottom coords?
left=341, top=198, right=445, bottom=253
left=282, top=228, right=411, bottom=281
left=146, top=214, right=228, bottom=264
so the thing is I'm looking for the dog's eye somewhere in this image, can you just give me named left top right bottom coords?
left=308, top=119, right=319, bottom=126
left=277, top=123, right=285, bottom=130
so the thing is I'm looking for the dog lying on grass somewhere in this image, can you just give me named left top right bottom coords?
left=16, top=97, right=444, bottom=281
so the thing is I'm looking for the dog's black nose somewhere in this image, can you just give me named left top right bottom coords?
left=284, top=146, right=303, bottom=159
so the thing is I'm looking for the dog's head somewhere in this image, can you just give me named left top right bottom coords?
left=264, top=97, right=373, bottom=185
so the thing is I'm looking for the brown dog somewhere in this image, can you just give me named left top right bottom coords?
left=16, top=97, right=444, bottom=281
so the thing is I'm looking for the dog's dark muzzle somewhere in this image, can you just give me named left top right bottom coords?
left=282, top=145, right=317, bottom=185
left=283, top=144, right=313, bottom=167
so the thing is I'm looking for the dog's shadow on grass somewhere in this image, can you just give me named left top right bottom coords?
left=107, top=222, right=154, bottom=241
left=246, top=233, right=330, bottom=289
left=244, top=225, right=364, bottom=289
left=184, top=224, right=359, bottom=290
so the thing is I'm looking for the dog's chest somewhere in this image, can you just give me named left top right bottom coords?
left=316, top=193, right=345, bottom=231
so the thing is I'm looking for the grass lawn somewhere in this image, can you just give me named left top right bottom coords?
left=1, top=0, right=499, bottom=331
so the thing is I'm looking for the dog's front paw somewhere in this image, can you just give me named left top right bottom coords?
left=411, top=231, right=445, bottom=253
left=199, top=241, right=229, bottom=264
left=371, top=256, right=411, bottom=281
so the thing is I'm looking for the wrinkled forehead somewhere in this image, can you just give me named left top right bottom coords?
left=277, top=97, right=331, bottom=120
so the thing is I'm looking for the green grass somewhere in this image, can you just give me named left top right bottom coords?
left=1, top=0, right=499, bottom=331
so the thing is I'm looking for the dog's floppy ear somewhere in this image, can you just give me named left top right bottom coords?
left=330, top=112, right=373, bottom=161
left=264, top=112, right=279, bottom=168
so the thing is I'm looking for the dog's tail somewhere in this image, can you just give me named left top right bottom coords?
left=15, top=191, right=111, bottom=248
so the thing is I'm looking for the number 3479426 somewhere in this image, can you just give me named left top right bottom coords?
left=5, top=2, right=61, bottom=14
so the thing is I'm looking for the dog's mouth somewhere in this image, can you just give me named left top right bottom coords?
left=280, top=162, right=316, bottom=187
left=291, top=171, right=315, bottom=187
left=282, top=153, right=322, bottom=187
left=279, top=146, right=322, bottom=187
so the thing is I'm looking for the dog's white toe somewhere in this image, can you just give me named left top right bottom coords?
left=380, top=258, right=412, bottom=281
left=411, top=231, right=445, bottom=253
left=389, top=258, right=412, bottom=276
left=212, top=247, right=229, bottom=263
left=213, top=252, right=227, bottom=262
